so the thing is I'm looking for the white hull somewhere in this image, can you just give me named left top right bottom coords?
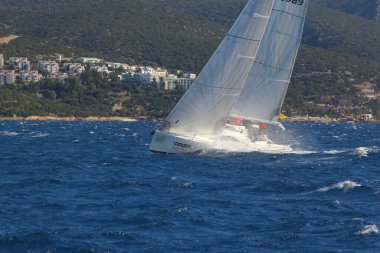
left=150, top=126, right=292, bottom=154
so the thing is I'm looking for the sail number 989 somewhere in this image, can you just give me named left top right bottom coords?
left=281, top=0, right=304, bottom=5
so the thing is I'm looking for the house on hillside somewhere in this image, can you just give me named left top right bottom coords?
left=76, top=57, right=104, bottom=64
left=0, top=54, right=4, bottom=69
left=20, top=71, right=43, bottom=83
left=121, top=72, right=151, bottom=85
left=49, top=72, right=68, bottom=82
left=0, top=70, right=15, bottom=85
left=9, top=57, right=30, bottom=71
left=38, top=61, right=59, bottom=74
left=355, top=82, right=377, bottom=100
left=64, top=63, right=85, bottom=76
left=159, top=74, right=178, bottom=90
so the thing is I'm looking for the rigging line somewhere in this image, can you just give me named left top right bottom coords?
left=254, top=60, right=292, bottom=72
left=231, top=0, right=276, bottom=116
left=195, top=81, right=241, bottom=91
left=226, top=33, right=260, bottom=42
left=272, top=9, right=304, bottom=20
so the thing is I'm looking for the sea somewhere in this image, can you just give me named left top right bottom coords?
left=0, top=120, right=379, bottom=253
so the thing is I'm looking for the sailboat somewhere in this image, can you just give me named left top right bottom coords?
left=150, top=0, right=309, bottom=154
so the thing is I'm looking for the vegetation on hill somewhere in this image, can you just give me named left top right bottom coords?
left=316, top=0, right=380, bottom=21
left=0, top=69, right=183, bottom=118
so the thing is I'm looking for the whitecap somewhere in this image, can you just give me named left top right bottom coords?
left=179, top=182, right=192, bottom=189
left=317, top=181, right=361, bottom=192
left=177, top=207, right=188, bottom=213
left=31, top=132, right=49, bottom=138
left=0, top=131, right=21, bottom=136
left=353, top=147, right=369, bottom=157
left=356, top=225, right=379, bottom=235
left=323, top=150, right=346, bottom=155
left=291, top=150, right=317, bottom=155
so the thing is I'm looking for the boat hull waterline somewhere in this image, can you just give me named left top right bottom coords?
left=150, top=130, right=292, bottom=154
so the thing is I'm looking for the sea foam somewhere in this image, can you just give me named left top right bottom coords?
left=317, top=181, right=361, bottom=192
left=356, top=225, right=379, bottom=235
left=353, top=146, right=379, bottom=157
left=353, top=147, right=370, bottom=157
left=0, top=131, right=21, bottom=136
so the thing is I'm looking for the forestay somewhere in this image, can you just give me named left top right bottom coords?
left=231, top=0, right=309, bottom=122
left=165, top=0, right=274, bottom=137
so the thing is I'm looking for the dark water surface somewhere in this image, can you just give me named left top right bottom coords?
left=0, top=121, right=379, bottom=252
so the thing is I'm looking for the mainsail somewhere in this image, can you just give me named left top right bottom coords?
left=231, top=0, right=309, bottom=122
left=165, top=0, right=274, bottom=137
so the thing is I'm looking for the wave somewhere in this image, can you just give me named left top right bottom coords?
left=292, top=146, right=378, bottom=156
left=31, top=132, right=50, bottom=138
left=317, top=181, right=362, bottom=192
left=290, top=150, right=318, bottom=155
left=0, top=131, right=22, bottom=136
left=322, top=150, right=346, bottom=154
left=356, top=225, right=379, bottom=235
left=352, top=146, right=379, bottom=157
left=302, top=181, right=362, bottom=195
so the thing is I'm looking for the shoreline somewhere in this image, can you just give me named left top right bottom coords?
left=282, top=116, right=379, bottom=123
left=0, top=116, right=140, bottom=122
left=0, top=116, right=378, bottom=123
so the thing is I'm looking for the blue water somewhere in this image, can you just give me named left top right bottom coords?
left=0, top=121, right=379, bottom=252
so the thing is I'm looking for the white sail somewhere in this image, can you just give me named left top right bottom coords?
left=231, top=0, right=309, bottom=122
left=164, top=0, right=274, bottom=137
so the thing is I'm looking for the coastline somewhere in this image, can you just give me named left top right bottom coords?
left=282, top=116, right=379, bottom=123
left=0, top=115, right=378, bottom=123
left=0, top=116, right=140, bottom=122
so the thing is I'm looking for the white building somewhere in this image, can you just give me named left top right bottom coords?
left=38, top=61, right=59, bottom=73
left=143, top=67, right=168, bottom=83
left=0, top=70, right=16, bottom=85
left=121, top=72, right=151, bottom=85
left=90, top=66, right=113, bottom=78
left=0, top=54, right=4, bottom=69
left=77, top=57, right=103, bottom=64
left=49, top=72, right=68, bottom=82
left=177, top=78, right=194, bottom=89
left=105, top=62, right=132, bottom=71
left=125, top=65, right=138, bottom=72
left=186, top=73, right=197, bottom=80
left=9, top=57, right=31, bottom=71
left=20, top=71, right=43, bottom=83
left=360, top=114, right=374, bottom=120
left=64, top=63, right=85, bottom=76
left=161, top=74, right=178, bottom=90
left=56, top=54, right=63, bottom=62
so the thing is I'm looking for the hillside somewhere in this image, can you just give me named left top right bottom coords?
left=0, top=0, right=379, bottom=118
left=316, top=0, right=380, bottom=21
left=0, top=0, right=223, bottom=71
